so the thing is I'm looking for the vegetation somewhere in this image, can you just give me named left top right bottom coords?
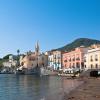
left=3, top=54, right=12, bottom=60
left=56, top=38, right=100, bottom=51
left=0, top=59, right=3, bottom=70
left=17, top=49, right=20, bottom=56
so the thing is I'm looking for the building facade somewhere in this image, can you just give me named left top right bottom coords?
left=3, top=55, right=17, bottom=68
left=84, top=44, right=100, bottom=70
left=20, top=42, right=48, bottom=69
left=48, top=52, right=54, bottom=69
left=62, top=46, right=88, bottom=71
left=48, top=50, right=62, bottom=70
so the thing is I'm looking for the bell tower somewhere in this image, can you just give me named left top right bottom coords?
left=35, top=41, right=40, bottom=55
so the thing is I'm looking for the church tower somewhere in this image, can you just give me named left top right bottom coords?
left=35, top=41, right=40, bottom=55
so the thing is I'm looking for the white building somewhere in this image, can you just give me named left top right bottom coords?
left=48, top=50, right=62, bottom=70
left=84, top=44, right=100, bottom=70
left=3, top=55, right=17, bottom=68
left=48, top=54, right=54, bottom=69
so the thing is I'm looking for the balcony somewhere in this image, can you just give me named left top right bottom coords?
left=76, top=57, right=80, bottom=60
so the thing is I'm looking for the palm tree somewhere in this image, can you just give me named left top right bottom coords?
left=17, top=49, right=20, bottom=66
left=17, top=49, right=20, bottom=56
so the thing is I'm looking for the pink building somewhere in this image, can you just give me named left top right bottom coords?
left=62, top=46, right=88, bottom=70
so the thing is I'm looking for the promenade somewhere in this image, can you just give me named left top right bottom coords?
left=65, top=77, right=100, bottom=100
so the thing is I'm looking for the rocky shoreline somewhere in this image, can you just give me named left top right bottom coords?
left=64, top=77, right=100, bottom=100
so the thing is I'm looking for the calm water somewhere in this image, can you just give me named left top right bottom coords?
left=0, top=74, right=82, bottom=100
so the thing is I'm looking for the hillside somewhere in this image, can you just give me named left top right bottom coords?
left=57, top=38, right=100, bottom=51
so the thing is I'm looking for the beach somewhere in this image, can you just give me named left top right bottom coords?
left=64, top=77, right=100, bottom=100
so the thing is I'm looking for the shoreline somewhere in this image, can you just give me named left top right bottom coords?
left=44, top=78, right=84, bottom=100
left=64, top=77, right=100, bottom=100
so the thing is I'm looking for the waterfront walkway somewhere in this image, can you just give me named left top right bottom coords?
left=65, top=77, right=100, bottom=100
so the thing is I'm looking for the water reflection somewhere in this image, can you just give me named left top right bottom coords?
left=0, top=75, right=82, bottom=100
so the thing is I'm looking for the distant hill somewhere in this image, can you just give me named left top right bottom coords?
left=56, top=38, right=100, bottom=51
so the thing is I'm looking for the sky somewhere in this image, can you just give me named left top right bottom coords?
left=0, top=0, right=100, bottom=57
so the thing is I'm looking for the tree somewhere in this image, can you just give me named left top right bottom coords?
left=17, top=49, right=20, bottom=56
left=17, top=49, right=20, bottom=67
left=0, top=60, right=3, bottom=71
left=3, top=54, right=12, bottom=60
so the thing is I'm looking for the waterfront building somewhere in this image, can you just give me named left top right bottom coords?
left=84, top=44, right=100, bottom=70
left=3, top=55, right=17, bottom=68
left=62, top=46, right=88, bottom=72
left=20, top=42, right=48, bottom=69
left=48, top=52, right=54, bottom=69
left=48, top=50, right=62, bottom=70
left=2, top=55, right=18, bottom=72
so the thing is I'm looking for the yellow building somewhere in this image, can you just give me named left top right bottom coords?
left=20, top=42, right=48, bottom=69
left=84, top=44, right=100, bottom=70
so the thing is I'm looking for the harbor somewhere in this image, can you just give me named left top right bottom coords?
left=0, top=0, right=99, bottom=99
left=0, top=74, right=83, bottom=100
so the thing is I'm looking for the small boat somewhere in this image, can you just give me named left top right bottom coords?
left=14, top=70, right=25, bottom=75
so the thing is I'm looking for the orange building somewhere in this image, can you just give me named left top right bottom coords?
left=62, top=46, right=88, bottom=70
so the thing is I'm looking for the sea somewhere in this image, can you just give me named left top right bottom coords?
left=0, top=74, right=83, bottom=100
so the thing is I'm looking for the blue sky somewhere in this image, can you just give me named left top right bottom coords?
left=0, top=0, right=100, bottom=57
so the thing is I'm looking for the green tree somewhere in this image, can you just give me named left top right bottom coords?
left=17, top=49, right=20, bottom=56
left=0, top=60, right=3, bottom=71
left=3, top=54, right=12, bottom=60
left=17, top=49, right=20, bottom=67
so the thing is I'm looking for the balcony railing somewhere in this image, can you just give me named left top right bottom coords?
left=76, top=57, right=80, bottom=60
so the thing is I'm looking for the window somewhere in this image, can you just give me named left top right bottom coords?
left=58, top=60, right=60, bottom=64
left=73, top=63, right=75, bottom=68
left=91, top=64, right=93, bottom=69
left=54, top=55, right=56, bottom=59
left=90, top=56, right=93, bottom=62
left=57, top=54, right=60, bottom=59
left=76, top=62, right=80, bottom=68
left=73, top=58, right=75, bottom=61
left=95, top=55, right=98, bottom=61
left=69, top=63, right=71, bottom=68
left=64, top=60, right=67, bottom=62
left=81, top=62, right=84, bottom=68
left=84, top=57, right=86, bottom=62
left=95, top=64, right=98, bottom=69
left=69, top=58, right=71, bottom=62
